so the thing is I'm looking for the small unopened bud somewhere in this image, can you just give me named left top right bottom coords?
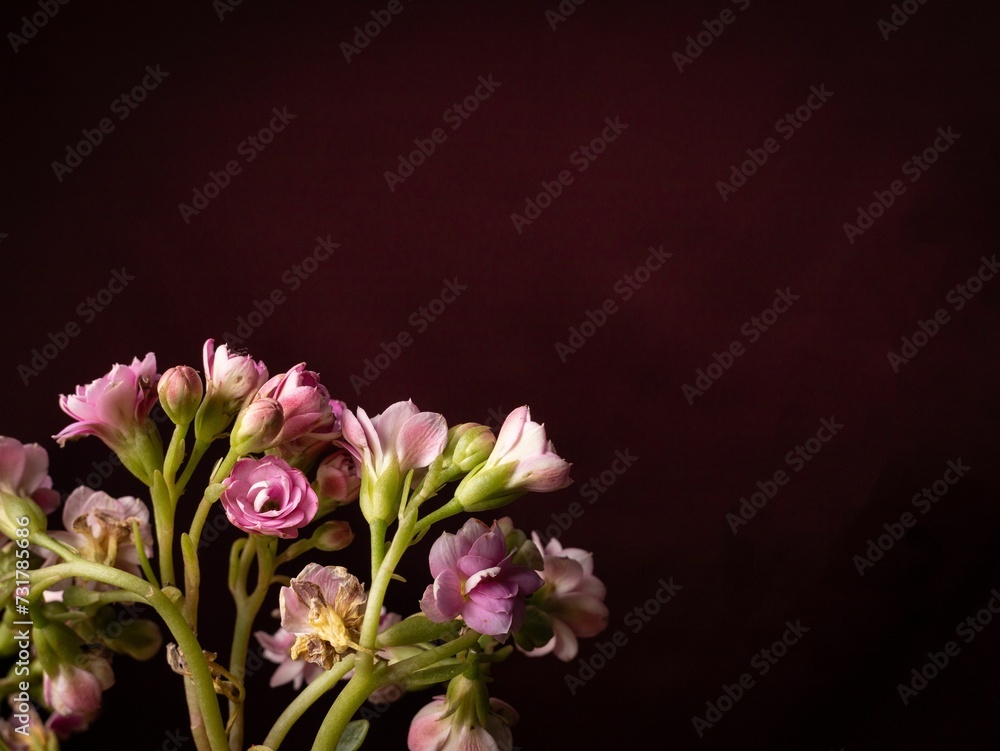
left=313, top=451, right=361, bottom=510
left=230, top=398, right=284, bottom=455
left=449, top=424, right=496, bottom=472
left=157, top=366, right=203, bottom=426
left=0, top=492, right=47, bottom=540
left=310, top=520, right=354, bottom=552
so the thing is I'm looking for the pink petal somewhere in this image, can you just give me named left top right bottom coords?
left=396, top=412, right=448, bottom=471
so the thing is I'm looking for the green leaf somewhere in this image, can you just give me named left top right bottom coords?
left=335, top=720, right=369, bottom=751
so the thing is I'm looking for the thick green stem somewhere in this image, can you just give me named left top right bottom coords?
left=262, top=657, right=355, bottom=750
left=356, top=510, right=418, bottom=680
left=414, top=498, right=463, bottom=535
left=310, top=671, right=377, bottom=751
left=228, top=537, right=274, bottom=751
left=382, top=630, right=480, bottom=685
left=369, top=519, right=387, bottom=574
left=39, top=560, right=229, bottom=751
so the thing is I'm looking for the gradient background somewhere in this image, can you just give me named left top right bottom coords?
left=3, top=1, right=1000, bottom=749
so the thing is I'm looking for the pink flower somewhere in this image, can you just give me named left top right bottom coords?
left=341, top=400, right=447, bottom=521
left=195, top=339, right=268, bottom=441
left=408, top=696, right=518, bottom=751
left=314, top=450, right=361, bottom=508
left=53, top=355, right=161, bottom=482
left=279, top=563, right=367, bottom=669
left=0, top=436, right=60, bottom=514
left=219, top=456, right=318, bottom=539
left=523, top=534, right=608, bottom=661
left=254, top=627, right=324, bottom=689
left=50, top=487, right=153, bottom=575
left=420, top=519, right=542, bottom=637
left=256, top=364, right=336, bottom=447
left=454, top=406, right=570, bottom=511
left=43, top=655, right=114, bottom=728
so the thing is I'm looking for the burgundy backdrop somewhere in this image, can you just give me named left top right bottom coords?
left=3, top=1, right=999, bottom=749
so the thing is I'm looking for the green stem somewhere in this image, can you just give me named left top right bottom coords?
left=414, top=498, right=463, bottom=535
left=370, top=519, right=387, bottom=574
left=262, top=656, right=356, bottom=750
left=382, top=629, right=480, bottom=685
left=133, top=519, right=160, bottom=588
left=356, top=510, right=418, bottom=680
left=176, top=439, right=212, bottom=496
left=40, top=560, right=228, bottom=751
left=310, top=670, right=378, bottom=751
left=228, top=536, right=274, bottom=751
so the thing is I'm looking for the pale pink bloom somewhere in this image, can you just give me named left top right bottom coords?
left=0, top=436, right=60, bottom=514
left=280, top=563, right=367, bottom=669
left=408, top=696, right=518, bottom=751
left=230, top=397, right=284, bottom=454
left=50, top=487, right=153, bottom=575
left=269, top=398, right=346, bottom=470
left=53, top=353, right=159, bottom=449
left=420, top=519, right=542, bottom=637
left=202, top=339, right=268, bottom=407
left=523, top=534, right=608, bottom=661
left=454, top=407, right=570, bottom=511
left=254, top=627, right=324, bottom=689
left=341, top=400, right=448, bottom=482
left=43, top=655, right=114, bottom=729
left=219, top=456, right=317, bottom=539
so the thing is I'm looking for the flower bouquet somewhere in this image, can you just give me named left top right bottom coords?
left=0, top=339, right=608, bottom=750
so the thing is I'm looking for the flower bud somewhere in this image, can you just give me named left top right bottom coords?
left=448, top=423, right=496, bottom=473
left=157, top=366, right=203, bottom=426
left=313, top=451, right=361, bottom=511
left=230, top=398, right=284, bottom=455
left=0, top=491, right=47, bottom=540
left=310, top=520, right=354, bottom=552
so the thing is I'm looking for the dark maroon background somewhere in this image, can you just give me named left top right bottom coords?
left=3, top=1, right=1000, bottom=749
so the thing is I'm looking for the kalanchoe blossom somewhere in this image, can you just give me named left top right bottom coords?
left=408, top=695, right=518, bottom=751
left=0, top=436, right=60, bottom=514
left=43, top=654, right=114, bottom=734
left=269, top=398, right=346, bottom=471
left=453, top=406, right=571, bottom=512
left=313, top=450, right=361, bottom=512
left=50, top=487, right=153, bottom=575
left=255, top=363, right=336, bottom=448
left=254, top=626, right=324, bottom=689
left=342, top=400, right=448, bottom=522
left=157, top=365, right=203, bottom=426
left=220, top=456, right=318, bottom=539
left=195, top=339, right=269, bottom=442
left=522, top=533, right=608, bottom=661
left=420, top=519, right=543, bottom=637
left=279, top=563, right=368, bottom=669
left=53, top=354, right=162, bottom=483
